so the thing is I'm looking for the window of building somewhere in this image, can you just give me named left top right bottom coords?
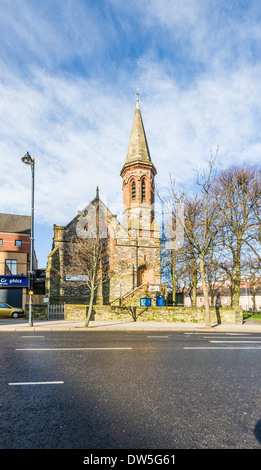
left=0, top=239, right=3, bottom=245
left=5, top=259, right=17, bottom=275
left=15, top=240, right=22, bottom=246
left=141, top=180, right=146, bottom=201
left=131, top=181, right=136, bottom=199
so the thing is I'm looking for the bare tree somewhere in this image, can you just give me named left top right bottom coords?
left=204, top=251, right=226, bottom=306
left=67, top=195, right=114, bottom=327
left=215, top=258, right=236, bottom=307
left=242, top=256, right=261, bottom=312
left=162, top=198, right=199, bottom=306
left=243, top=178, right=261, bottom=265
left=214, top=165, right=261, bottom=307
left=185, top=149, right=228, bottom=326
left=185, top=258, right=199, bottom=307
left=158, top=179, right=186, bottom=304
left=71, top=234, right=112, bottom=327
left=161, top=236, right=187, bottom=304
left=161, top=159, right=260, bottom=326
left=182, top=228, right=199, bottom=307
left=168, top=149, right=224, bottom=326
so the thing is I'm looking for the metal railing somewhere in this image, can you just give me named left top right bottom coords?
left=47, top=303, right=65, bottom=320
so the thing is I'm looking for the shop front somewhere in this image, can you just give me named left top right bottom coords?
left=0, top=275, right=29, bottom=308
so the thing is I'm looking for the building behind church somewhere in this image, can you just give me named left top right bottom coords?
left=45, top=96, right=165, bottom=306
left=0, top=213, right=38, bottom=309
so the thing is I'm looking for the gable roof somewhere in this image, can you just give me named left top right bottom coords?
left=0, top=213, right=31, bottom=234
left=62, top=191, right=128, bottom=240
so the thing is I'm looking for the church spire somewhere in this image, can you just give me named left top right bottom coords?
left=136, top=86, right=140, bottom=109
left=120, top=92, right=156, bottom=175
left=121, top=94, right=158, bottom=236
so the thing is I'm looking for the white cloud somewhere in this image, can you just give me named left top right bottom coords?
left=136, top=57, right=261, bottom=183
left=0, top=0, right=110, bottom=70
left=1, top=0, right=261, bottom=266
left=1, top=58, right=261, bottom=229
left=0, top=68, right=133, bottom=225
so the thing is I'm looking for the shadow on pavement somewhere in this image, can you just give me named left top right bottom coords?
left=254, top=419, right=261, bottom=444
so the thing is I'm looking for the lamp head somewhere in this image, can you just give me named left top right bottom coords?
left=21, top=151, right=34, bottom=165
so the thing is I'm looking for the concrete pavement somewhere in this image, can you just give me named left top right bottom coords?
left=1, top=318, right=261, bottom=332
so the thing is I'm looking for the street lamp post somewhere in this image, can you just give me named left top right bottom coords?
left=21, top=152, right=35, bottom=327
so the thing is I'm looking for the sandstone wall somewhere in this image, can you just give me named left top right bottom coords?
left=65, top=304, right=243, bottom=324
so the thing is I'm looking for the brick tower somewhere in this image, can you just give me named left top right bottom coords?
left=120, top=95, right=161, bottom=287
left=120, top=95, right=157, bottom=237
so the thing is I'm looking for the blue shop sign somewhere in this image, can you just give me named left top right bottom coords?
left=0, top=276, right=29, bottom=287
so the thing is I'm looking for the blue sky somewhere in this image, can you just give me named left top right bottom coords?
left=1, top=0, right=261, bottom=267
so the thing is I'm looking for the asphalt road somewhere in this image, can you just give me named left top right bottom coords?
left=0, top=330, right=261, bottom=450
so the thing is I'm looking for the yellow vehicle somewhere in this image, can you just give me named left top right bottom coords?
left=0, top=302, right=24, bottom=318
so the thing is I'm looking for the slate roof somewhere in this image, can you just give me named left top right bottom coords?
left=0, top=213, right=31, bottom=234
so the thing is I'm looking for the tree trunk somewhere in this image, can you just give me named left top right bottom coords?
left=172, top=249, right=176, bottom=305
left=250, top=284, right=257, bottom=312
left=85, top=286, right=95, bottom=327
left=130, top=306, right=137, bottom=322
left=199, top=253, right=211, bottom=328
left=252, top=293, right=257, bottom=312
left=210, top=291, right=215, bottom=307
left=229, top=281, right=234, bottom=307
left=192, top=269, right=197, bottom=307
left=233, top=243, right=242, bottom=307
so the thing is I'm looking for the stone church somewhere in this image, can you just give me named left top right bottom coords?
left=46, top=96, right=165, bottom=306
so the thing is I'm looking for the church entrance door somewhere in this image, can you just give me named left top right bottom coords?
left=137, top=265, right=154, bottom=286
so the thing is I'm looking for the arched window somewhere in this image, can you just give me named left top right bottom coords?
left=141, top=179, right=146, bottom=202
left=131, top=181, right=136, bottom=199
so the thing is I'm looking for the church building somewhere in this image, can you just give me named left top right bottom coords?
left=46, top=96, right=164, bottom=306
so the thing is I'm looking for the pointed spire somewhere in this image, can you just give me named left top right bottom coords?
left=96, top=186, right=99, bottom=199
left=122, top=93, right=153, bottom=173
left=136, top=86, right=140, bottom=109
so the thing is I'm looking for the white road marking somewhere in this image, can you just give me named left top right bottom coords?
left=184, top=332, right=252, bottom=336
left=203, top=336, right=261, bottom=339
left=147, top=336, right=169, bottom=338
left=210, top=340, right=261, bottom=343
left=9, top=381, right=64, bottom=385
left=21, top=336, right=45, bottom=338
left=16, top=347, right=133, bottom=351
left=184, top=347, right=261, bottom=350
left=227, top=333, right=260, bottom=336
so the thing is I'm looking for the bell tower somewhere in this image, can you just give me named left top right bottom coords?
left=120, top=95, right=157, bottom=237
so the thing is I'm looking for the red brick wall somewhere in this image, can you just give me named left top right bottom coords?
left=0, top=232, right=30, bottom=254
left=0, top=232, right=30, bottom=275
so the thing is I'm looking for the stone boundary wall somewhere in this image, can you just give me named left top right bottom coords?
left=65, top=304, right=243, bottom=324
left=25, top=304, right=47, bottom=320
